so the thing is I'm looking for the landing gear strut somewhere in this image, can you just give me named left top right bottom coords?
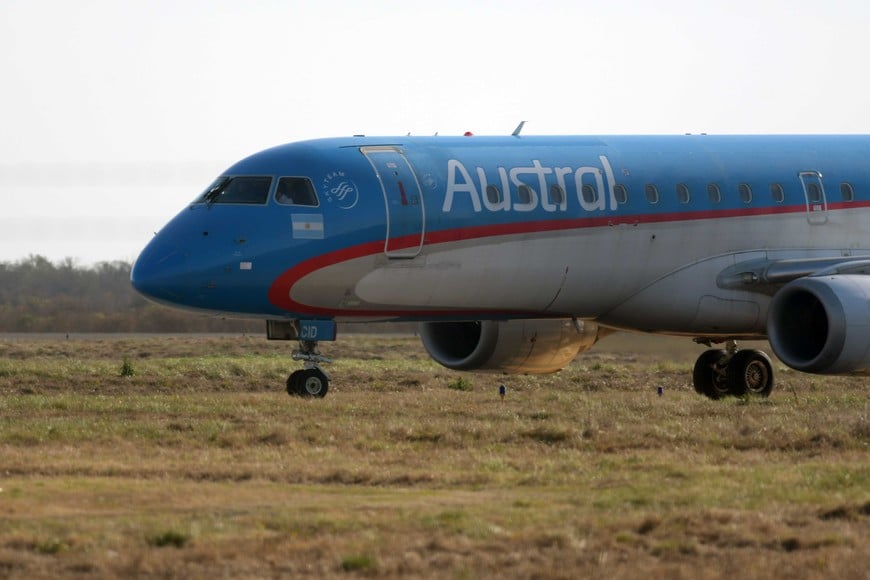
left=692, top=340, right=774, bottom=399
left=286, top=340, right=331, bottom=398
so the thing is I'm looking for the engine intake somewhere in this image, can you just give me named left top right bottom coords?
left=767, top=275, right=870, bottom=374
left=420, top=319, right=604, bottom=374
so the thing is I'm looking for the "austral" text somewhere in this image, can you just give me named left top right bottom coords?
left=442, top=156, right=618, bottom=213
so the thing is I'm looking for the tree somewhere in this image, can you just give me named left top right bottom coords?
left=0, top=256, right=261, bottom=333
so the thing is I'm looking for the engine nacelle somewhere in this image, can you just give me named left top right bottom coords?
left=767, top=275, right=870, bottom=374
left=419, top=319, right=604, bottom=374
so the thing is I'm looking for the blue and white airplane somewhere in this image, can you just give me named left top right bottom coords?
left=131, top=130, right=870, bottom=398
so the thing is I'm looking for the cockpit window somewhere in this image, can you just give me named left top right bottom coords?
left=196, top=176, right=272, bottom=205
left=275, top=177, right=319, bottom=206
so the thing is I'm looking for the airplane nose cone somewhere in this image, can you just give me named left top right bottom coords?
left=131, top=239, right=189, bottom=304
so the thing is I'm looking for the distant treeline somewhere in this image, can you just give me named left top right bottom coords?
left=0, top=255, right=261, bottom=333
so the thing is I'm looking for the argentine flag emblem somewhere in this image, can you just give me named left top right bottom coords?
left=291, top=214, right=324, bottom=239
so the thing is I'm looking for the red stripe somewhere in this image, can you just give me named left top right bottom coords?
left=267, top=240, right=529, bottom=317
left=268, top=202, right=870, bottom=316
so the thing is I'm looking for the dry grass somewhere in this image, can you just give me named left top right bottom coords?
left=0, top=333, right=867, bottom=579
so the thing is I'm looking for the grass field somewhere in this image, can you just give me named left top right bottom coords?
left=0, top=333, right=867, bottom=579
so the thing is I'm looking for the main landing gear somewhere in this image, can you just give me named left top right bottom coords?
left=286, top=340, right=331, bottom=398
left=692, top=340, right=774, bottom=399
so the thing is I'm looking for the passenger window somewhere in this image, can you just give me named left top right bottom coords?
left=275, top=177, right=319, bottom=206
left=581, top=184, right=597, bottom=204
left=770, top=183, right=785, bottom=203
left=706, top=183, right=721, bottom=204
left=807, top=183, right=822, bottom=203
left=614, top=183, right=628, bottom=204
left=198, top=176, right=272, bottom=205
left=738, top=183, right=753, bottom=204
left=517, top=184, right=533, bottom=204
left=644, top=184, right=659, bottom=204
left=676, top=183, right=690, bottom=204
left=549, top=184, right=565, bottom=205
left=840, top=182, right=855, bottom=202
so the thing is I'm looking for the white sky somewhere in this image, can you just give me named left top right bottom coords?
left=2, top=0, right=870, bottom=264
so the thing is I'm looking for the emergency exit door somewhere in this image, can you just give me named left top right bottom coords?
left=798, top=171, right=828, bottom=225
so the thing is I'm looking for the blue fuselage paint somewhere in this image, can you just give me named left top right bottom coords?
left=131, top=134, right=870, bottom=332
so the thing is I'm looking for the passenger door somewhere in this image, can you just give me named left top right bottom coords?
left=362, top=147, right=425, bottom=258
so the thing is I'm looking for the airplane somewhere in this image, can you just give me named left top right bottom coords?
left=131, top=130, right=870, bottom=399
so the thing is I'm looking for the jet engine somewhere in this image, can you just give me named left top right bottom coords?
left=767, top=275, right=870, bottom=374
left=420, top=318, right=605, bottom=374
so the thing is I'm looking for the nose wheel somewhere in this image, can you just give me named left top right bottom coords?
left=287, top=340, right=331, bottom=398
left=287, top=367, right=329, bottom=397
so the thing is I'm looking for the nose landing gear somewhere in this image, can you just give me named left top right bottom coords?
left=692, top=340, right=774, bottom=399
left=287, top=340, right=331, bottom=398
left=267, top=321, right=337, bottom=399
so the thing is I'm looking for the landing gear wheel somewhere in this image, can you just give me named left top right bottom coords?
left=286, top=370, right=304, bottom=396
left=298, top=368, right=329, bottom=398
left=727, top=350, right=774, bottom=398
left=286, top=339, right=332, bottom=399
left=693, top=349, right=729, bottom=399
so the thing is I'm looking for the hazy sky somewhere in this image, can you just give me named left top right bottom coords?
left=2, top=0, right=870, bottom=264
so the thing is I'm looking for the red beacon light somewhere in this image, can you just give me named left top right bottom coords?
left=463, top=131, right=474, bottom=137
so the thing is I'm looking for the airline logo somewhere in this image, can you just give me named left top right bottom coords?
left=443, top=155, right=619, bottom=213
left=322, top=170, right=359, bottom=210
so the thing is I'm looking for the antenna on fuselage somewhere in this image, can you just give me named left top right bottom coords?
left=512, top=121, right=526, bottom=137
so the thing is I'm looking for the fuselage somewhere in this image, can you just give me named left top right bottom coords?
left=131, top=134, right=870, bottom=338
